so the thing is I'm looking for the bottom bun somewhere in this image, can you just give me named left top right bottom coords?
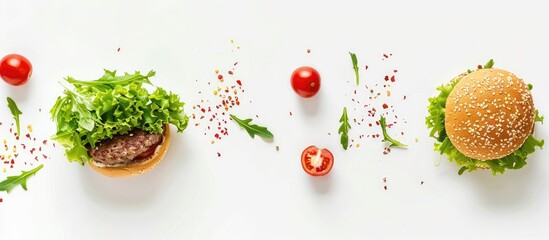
left=89, top=125, right=171, bottom=177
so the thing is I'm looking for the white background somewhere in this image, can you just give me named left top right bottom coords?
left=1, top=0, right=549, bottom=239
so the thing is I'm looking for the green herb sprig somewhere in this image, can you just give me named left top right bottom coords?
left=7, top=97, right=23, bottom=136
left=0, top=164, right=43, bottom=193
left=484, top=59, right=494, bottom=69
left=230, top=114, right=274, bottom=141
left=338, top=107, right=351, bottom=150
left=349, top=52, right=359, bottom=85
left=380, top=116, right=407, bottom=148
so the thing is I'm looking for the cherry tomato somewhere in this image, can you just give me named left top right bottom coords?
left=0, top=54, right=33, bottom=86
left=291, top=66, right=320, bottom=98
left=301, top=145, right=334, bottom=176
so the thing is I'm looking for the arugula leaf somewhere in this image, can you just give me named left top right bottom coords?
left=230, top=114, right=273, bottom=140
left=349, top=52, right=359, bottom=85
left=535, top=110, right=544, bottom=124
left=50, top=70, right=188, bottom=165
left=379, top=115, right=407, bottom=148
left=426, top=66, right=545, bottom=175
left=483, top=59, right=494, bottom=69
left=0, top=164, right=43, bottom=193
left=6, top=97, right=23, bottom=136
left=338, top=107, right=351, bottom=150
left=66, top=70, right=154, bottom=87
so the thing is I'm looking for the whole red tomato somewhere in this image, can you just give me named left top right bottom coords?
left=301, top=145, right=334, bottom=176
left=291, top=66, right=320, bottom=98
left=0, top=54, right=33, bottom=86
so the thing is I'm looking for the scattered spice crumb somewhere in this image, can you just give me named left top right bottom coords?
left=217, top=152, right=221, bottom=157
left=117, top=47, right=120, bottom=52
left=1, top=119, right=53, bottom=202
left=276, top=146, right=280, bottom=151
left=307, top=49, right=311, bottom=53
left=421, top=181, right=424, bottom=185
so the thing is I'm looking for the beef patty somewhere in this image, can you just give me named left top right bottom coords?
left=89, top=129, right=162, bottom=166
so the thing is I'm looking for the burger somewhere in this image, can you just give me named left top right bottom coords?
left=50, top=70, right=188, bottom=177
left=426, top=60, right=544, bottom=175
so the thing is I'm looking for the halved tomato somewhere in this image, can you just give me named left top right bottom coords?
left=301, top=145, right=334, bottom=176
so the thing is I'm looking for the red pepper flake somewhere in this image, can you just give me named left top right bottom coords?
left=217, top=152, right=221, bottom=157
left=382, top=103, right=389, bottom=109
left=233, top=62, right=238, bottom=66
left=384, top=75, right=389, bottom=81
left=217, top=75, right=223, bottom=80
left=421, top=181, right=424, bottom=185
left=289, top=111, right=293, bottom=116
left=117, top=47, right=121, bottom=52
left=403, top=95, right=407, bottom=100
left=477, top=64, right=483, bottom=69
left=365, top=65, right=369, bottom=70
left=383, top=54, right=389, bottom=58
left=236, top=80, right=242, bottom=86
left=384, top=186, right=388, bottom=190
left=383, top=177, right=387, bottom=183
left=390, top=75, right=396, bottom=82
left=307, top=49, right=311, bottom=53
left=42, top=154, right=48, bottom=159
left=228, top=70, right=234, bottom=75
left=43, top=140, right=47, bottom=145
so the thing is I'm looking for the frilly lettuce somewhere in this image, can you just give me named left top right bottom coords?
left=425, top=64, right=544, bottom=175
left=51, top=70, right=188, bottom=165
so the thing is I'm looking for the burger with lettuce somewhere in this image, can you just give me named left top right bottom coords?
left=51, top=70, right=188, bottom=177
left=426, top=60, right=544, bottom=175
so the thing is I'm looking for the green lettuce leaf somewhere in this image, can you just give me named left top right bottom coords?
left=425, top=65, right=544, bottom=175
left=51, top=70, right=188, bottom=165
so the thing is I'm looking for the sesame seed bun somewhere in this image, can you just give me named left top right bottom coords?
left=88, top=125, right=171, bottom=177
left=445, top=68, right=535, bottom=160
